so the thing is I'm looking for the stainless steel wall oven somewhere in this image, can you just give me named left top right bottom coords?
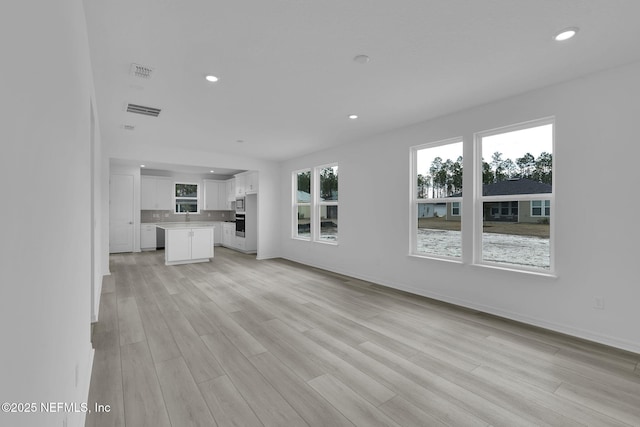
left=235, top=214, right=245, bottom=237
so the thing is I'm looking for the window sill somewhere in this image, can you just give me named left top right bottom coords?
left=473, top=262, right=557, bottom=278
left=315, top=239, right=338, bottom=246
left=408, top=253, right=463, bottom=264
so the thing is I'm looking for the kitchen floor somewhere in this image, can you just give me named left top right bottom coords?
left=86, top=248, right=640, bottom=426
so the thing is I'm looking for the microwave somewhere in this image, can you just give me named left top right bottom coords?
left=235, top=197, right=245, bottom=213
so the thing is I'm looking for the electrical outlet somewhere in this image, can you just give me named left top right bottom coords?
left=222, top=213, right=225, bottom=217
left=593, top=296, right=604, bottom=310
left=208, top=213, right=211, bottom=217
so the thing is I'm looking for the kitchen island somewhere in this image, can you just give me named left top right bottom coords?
left=155, top=223, right=215, bottom=266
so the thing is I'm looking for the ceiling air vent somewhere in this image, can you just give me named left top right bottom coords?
left=123, top=124, right=135, bottom=131
left=126, top=103, right=161, bottom=117
left=130, top=63, right=153, bottom=79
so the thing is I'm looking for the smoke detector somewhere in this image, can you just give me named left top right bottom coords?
left=130, top=63, right=154, bottom=79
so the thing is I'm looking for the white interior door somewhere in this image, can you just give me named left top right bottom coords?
left=109, top=174, right=134, bottom=253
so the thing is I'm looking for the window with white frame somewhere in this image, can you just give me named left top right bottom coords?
left=293, top=169, right=311, bottom=239
left=317, top=164, right=338, bottom=242
left=451, top=202, right=461, bottom=216
left=411, top=138, right=463, bottom=259
left=174, top=182, right=199, bottom=213
left=477, top=119, right=553, bottom=272
left=292, top=164, right=338, bottom=243
left=531, top=200, right=550, bottom=217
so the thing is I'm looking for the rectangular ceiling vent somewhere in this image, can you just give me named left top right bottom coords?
left=123, top=124, right=136, bottom=131
left=130, top=63, right=154, bottom=79
left=126, top=103, right=161, bottom=117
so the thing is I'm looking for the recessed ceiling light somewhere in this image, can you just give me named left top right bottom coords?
left=554, top=27, right=578, bottom=41
left=210, top=170, right=215, bottom=173
left=348, top=114, right=358, bottom=120
left=140, top=164, right=146, bottom=168
left=205, top=75, right=219, bottom=82
left=353, top=54, right=370, bottom=64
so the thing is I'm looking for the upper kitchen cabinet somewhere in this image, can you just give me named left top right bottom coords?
left=141, top=176, right=172, bottom=210
left=203, top=179, right=227, bottom=210
left=235, top=173, right=246, bottom=196
left=246, top=171, right=258, bottom=194
left=234, top=171, right=258, bottom=196
left=226, top=178, right=235, bottom=202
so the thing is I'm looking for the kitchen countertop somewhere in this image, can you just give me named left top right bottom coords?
left=153, top=222, right=218, bottom=230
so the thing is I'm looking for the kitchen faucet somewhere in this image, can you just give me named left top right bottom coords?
left=185, top=211, right=190, bottom=222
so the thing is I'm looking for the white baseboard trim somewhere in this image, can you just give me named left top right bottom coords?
left=282, top=255, right=640, bottom=355
left=77, top=346, right=95, bottom=427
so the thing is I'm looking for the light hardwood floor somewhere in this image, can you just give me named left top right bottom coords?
left=86, top=248, right=640, bottom=427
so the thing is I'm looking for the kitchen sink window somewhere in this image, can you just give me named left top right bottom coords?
left=175, top=182, right=200, bottom=213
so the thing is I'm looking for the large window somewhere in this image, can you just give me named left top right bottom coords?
left=317, top=165, right=338, bottom=242
left=411, top=138, right=463, bottom=259
left=292, top=164, right=338, bottom=244
left=410, top=118, right=555, bottom=274
left=293, top=169, right=311, bottom=239
left=477, top=119, right=553, bottom=271
left=175, top=182, right=199, bottom=213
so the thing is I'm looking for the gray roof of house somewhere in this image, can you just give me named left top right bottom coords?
left=450, top=178, right=551, bottom=197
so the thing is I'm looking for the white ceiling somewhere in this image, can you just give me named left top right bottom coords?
left=85, top=0, right=640, bottom=163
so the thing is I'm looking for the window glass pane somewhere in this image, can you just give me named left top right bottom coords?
left=296, top=205, right=311, bottom=238
left=175, top=183, right=198, bottom=198
left=481, top=123, right=552, bottom=191
left=416, top=202, right=461, bottom=258
left=482, top=200, right=550, bottom=270
left=176, top=200, right=198, bottom=212
left=319, top=205, right=338, bottom=241
left=531, top=200, right=551, bottom=217
left=296, top=170, right=311, bottom=203
left=416, top=142, right=463, bottom=198
left=319, top=166, right=338, bottom=201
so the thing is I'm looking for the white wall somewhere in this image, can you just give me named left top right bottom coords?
left=280, top=60, right=640, bottom=353
left=0, top=1, right=98, bottom=426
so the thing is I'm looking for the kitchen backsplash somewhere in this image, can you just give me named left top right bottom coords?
left=141, top=210, right=234, bottom=223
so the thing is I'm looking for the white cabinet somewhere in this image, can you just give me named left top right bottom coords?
left=165, top=227, right=213, bottom=265
left=235, top=174, right=246, bottom=196
left=212, top=221, right=222, bottom=246
left=246, top=171, right=258, bottom=193
left=222, top=222, right=235, bottom=247
left=203, top=180, right=224, bottom=210
left=226, top=179, right=235, bottom=202
left=141, top=224, right=157, bottom=250
left=141, top=176, right=172, bottom=210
